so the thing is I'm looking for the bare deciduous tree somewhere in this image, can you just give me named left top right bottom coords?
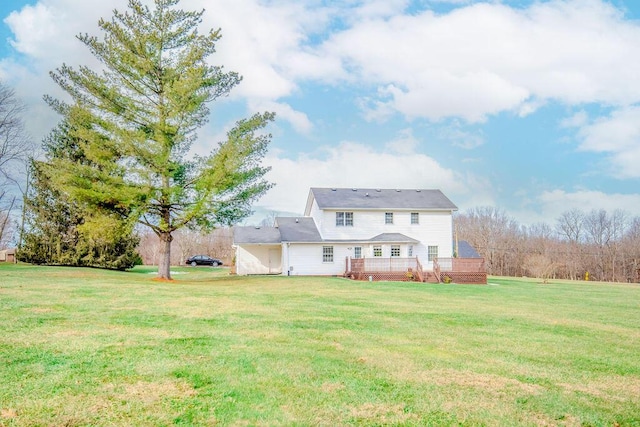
left=523, top=253, right=559, bottom=283
left=556, top=209, right=586, bottom=280
left=0, top=82, right=30, bottom=249
left=556, top=208, right=584, bottom=244
left=455, top=207, right=522, bottom=276
left=0, top=191, right=16, bottom=247
left=0, top=83, right=28, bottom=179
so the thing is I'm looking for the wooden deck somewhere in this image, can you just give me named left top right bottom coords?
left=434, top=257, right=487, bottom=284
left=345, top=257, right=486, bottom=284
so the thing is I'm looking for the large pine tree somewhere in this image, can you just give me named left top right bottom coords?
left=46, top=0, right=273, bottom=279
left=20, top=122, right=140, bottom=270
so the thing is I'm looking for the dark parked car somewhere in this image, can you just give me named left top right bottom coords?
left=186, top=255, right=223, bottom=267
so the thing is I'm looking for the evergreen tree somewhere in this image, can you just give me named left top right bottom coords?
left=19, top=122, right=140, bottom=270
left=46, top=0, right=273, bottom=279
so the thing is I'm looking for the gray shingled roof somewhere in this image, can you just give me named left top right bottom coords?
left=276, top=217, right=323, bottom=242
left=309, top=188, right=457, bottom=210
left=369, top=233, right=419, bottom=243
left=457, top=240, right=481, bottom=258
left=233, top=226, right=281, bottom=244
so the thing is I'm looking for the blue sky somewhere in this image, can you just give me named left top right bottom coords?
left=2, top=0, right=640, bottom=226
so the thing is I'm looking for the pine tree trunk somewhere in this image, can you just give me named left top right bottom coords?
left=158, top=231, right=173, bottom=280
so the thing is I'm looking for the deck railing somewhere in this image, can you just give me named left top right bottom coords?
left=349, top=257, right=421, bottom=272
left=434, top=257, right=487, bottom=284
left=436, top=257, right=485, bottom=272
left=415, top=257, right=424, bottom=283
left=346, top=257, right=423, bottom=281
left=346, top=256, right=486, bottom=284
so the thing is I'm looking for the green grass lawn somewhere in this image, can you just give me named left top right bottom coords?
left=1, top=263, right=639, bottom=426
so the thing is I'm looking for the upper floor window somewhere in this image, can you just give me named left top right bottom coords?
left=411, top=212, right=419, bottom=224
left=373, top=246, right=382, bottom=257
left=385, top=212, right=394, bottom=224
left=336, top=211, right=354, bottom=226
left=323, top=246, right=334, bottom=263
left=391, top=245, right=400, bottom=257
left=428, top=245, right=438, bottom=262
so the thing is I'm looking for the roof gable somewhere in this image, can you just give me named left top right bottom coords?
left=306, top=188, right=457, bottom=212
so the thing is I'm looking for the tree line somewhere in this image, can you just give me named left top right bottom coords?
left=456, top=207, right=640, bottom=282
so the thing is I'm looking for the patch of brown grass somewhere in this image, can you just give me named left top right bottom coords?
left=427, top=368, right=544, bottom=396
left=28, top=307, right=57, bottom=313
left=104, top=379, right=196, bottom=406
left=560, top=375, right=640, bottom=402
left=320, top=382, right=344, bottom=393
left=1, top=408, right=17, bottom=419
left=349, top=403, right=416, bottom=424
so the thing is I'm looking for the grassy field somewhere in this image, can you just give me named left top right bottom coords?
left=0, top=263, right=639, bottom=426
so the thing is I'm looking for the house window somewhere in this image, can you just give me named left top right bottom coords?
left=408, top=245, right=413, bottom=257
left=391, top=245, right=400, bottom=257
left=428, top=245, right=438, bottom=262
left=323, top=246, right=334, bottom=263
left=411, top=212, right=419, bottom=224
left=373, top=246, right=382, bottom=257
left=354, top=247, right=362, bottom=259
left=385, top=212, right=393, bottom=224
left=336, top=211, right=353, bottom=226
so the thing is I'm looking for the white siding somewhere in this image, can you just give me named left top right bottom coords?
left=235, top=245, right=281, bottom=275
left=309, top=199, right=323, bottom=232
left=310, top=208, right=454, bottom=267
left=286, top=243, right=350, bottom=276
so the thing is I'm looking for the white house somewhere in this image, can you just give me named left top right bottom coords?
left=233, top=187, right=459, bottom=277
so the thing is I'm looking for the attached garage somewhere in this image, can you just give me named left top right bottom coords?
left=233, top=226, right=282, bottom=275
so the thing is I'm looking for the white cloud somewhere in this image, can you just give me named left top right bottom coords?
left=540, top=189, right=640, bottom=218
left=7, top=0, right=640, bottom=136
left=560, top=110, right=589, bottom=128
left=503, top=188, right=640, bottom=226
left=5, top=0, right=121, bottom=67
left=437, top=122, right=484, bottom=150
left=350, top=0, right=410, bottom=20
left=317, top=0, right=640, bottom=122
left=248, top=100, right=313, bottom=134
left=5, top=3, right=58, bottom=58
left=385, top=128, right=418, bottom=154
left=575, top=106, right=640, bottom=178
left=190, top=0, right=335, bottom=99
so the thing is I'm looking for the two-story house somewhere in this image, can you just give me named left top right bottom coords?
left=233, top=187, right=459, bottom=278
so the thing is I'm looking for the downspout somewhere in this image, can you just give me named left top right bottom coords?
left=286, top=242, right=290, bottom=276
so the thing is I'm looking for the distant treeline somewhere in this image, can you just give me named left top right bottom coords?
left=457, top=207, right=640, bottom=282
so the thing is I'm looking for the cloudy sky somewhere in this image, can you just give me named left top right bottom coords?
left=2, top=0, right=640, bottom=225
